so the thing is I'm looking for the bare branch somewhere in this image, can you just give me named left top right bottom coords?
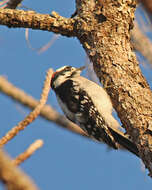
left=0, top=149, right=38, bottom=190
left=0, top=69, right=52, bottom=147
left=0, top=9, right=75, bottom=37
left=12, top=139, right=44, bottom=166
left=131, top=22, right=152, bottom=65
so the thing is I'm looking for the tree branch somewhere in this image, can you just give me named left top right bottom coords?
left=0, top=8, right=75, bottom=37
left=74, top=0, right=152, bottom=175
left=12, top=139, right=44, bottom=166
left=0, top=69, right=52, bottom=147
left=131, top=21, right=152, bottom=65
left=130, top=3, right=152, bottom=65
left=1, top=0, right=152, bottom=175
left=0, top=149, right=38, bottom=190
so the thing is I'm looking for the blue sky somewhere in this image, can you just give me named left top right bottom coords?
left=0, top=0, right=152, bottom=189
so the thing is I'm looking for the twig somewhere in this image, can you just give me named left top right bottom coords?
left=0, top=149, right=38, bottom=190
left=12, top=139, right=44, bottom=166
left=0, top=69, right=53, bottom=147
left=131, top=21, right=152, bottom=65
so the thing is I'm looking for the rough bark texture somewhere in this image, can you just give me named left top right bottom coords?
left=0, top=9, right=75, bottom=36
left=0, top=0, right=152, bottom=175
left=74, top=0, right=152, bottom=175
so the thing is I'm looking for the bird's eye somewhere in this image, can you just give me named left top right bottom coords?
left=65, top=66, right=72, bottom=72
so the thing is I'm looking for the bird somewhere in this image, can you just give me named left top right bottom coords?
left=50, top=65, right=139, bottom=157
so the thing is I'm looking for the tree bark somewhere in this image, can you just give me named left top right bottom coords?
left=74, top=0, right=152, bottom=175
left=1, top=0, right=152, bottom=175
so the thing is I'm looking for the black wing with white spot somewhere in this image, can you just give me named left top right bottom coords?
left=55, top=79, right=118, bottom=149
left=76, top=89, right=118, bottom=149
left=77, top=89, right=139, bottom=156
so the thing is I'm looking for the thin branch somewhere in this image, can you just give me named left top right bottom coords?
left=0, top=76, right=88, bottom=138
left=0, top=149, right=38, bottom=190
left=131, top=21, right=152, bottom=65
left=0, top=9, right=75, bottom=37
left=140, top=0, right=152, bottom=14
left=0, top=69, right=52, bottom=147
left=12, top=139, right=44, bottom=166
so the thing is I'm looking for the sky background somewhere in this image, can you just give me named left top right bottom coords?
left=0, top=1, right=152, bottom=189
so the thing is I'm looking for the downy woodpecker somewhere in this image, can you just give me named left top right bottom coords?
left=50, top=66, right=139, bottom=157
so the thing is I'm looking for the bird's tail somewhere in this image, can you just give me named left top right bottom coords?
left=109, top=127, right=139, bottom=157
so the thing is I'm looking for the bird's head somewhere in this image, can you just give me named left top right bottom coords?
left=50, top=66, right=85, bottom=89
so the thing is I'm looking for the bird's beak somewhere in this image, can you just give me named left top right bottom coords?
left=77, top=66, right=85, bottom=72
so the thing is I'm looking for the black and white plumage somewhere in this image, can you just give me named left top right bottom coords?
left=50, top=66, right=139, bottom=157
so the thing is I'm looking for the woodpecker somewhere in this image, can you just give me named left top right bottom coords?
left=50, top=66, right=139, bottom=157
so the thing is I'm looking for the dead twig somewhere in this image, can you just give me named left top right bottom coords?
left=0, top=69, right=53, bottom=147
left=131, top=22, right=152, bottom=65
left=12, top=139, right=44, bottom=166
